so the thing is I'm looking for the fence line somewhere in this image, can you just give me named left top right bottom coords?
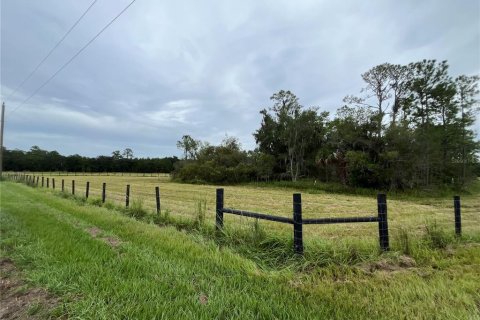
left=216, top=188, right=389, bottom=254
left=4, top=172, right=467, bottom=255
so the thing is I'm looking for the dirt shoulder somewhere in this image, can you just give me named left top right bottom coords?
left=0, top=257, right=61, bottom=319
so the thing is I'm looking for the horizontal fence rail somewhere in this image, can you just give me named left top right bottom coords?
left=216, top=188, right=389, bottom=254
left=222, top=208, right=294, bottom=224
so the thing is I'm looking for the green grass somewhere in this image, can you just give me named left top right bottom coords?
left=1, top=181, right=480, bottom=319
left=17, top=173, right=480, bottom=243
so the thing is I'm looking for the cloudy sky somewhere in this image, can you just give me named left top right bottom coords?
left=1, top=0, right=479, bottom=158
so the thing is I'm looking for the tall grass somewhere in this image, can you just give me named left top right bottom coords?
left=194, top=198, right=207, bottom=227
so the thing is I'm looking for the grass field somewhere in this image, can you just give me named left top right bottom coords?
left=21, top=173, right=480, bottom=243
left=1, top=176, right=480, bottom=319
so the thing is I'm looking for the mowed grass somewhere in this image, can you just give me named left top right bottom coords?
left=1, top=180, right=480, bottom=319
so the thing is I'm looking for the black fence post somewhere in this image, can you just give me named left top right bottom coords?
left=454, top=196, right=461, bottom=236
left=61, top=179, right=65, bottom=192
left=126, top=184, right=130, bottom=208
left=377, top=194, right=389, bottom=251
left=41, top=176, right=44, bottom=187
left=47, top=178, right=49, bottom=188
left=52, top=178, right=55, bottom=189
left=155, top=186, right=161, bottom=215
left=36, top=176, right=39, bottom=186
left=86, top=181, right=90, bottom=199
left=216, top=188, right=224, bottom=231
left=102, top=183, right=106, bottom=203
left=72, top=180, right=75, bottom=195
left=293, top=193, right=304, bottom=255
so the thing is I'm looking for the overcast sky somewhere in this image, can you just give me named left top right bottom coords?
left=1, top=0, right=479, bottom=158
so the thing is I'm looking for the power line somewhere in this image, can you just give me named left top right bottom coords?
left=6, top=0, right=99, bottom=102
left=8, top=0, right=137, bottom=116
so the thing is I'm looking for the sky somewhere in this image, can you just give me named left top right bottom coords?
left=1, top=0, right=479, bottom=158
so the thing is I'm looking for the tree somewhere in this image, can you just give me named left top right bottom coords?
left=4, top=146, right=178, bottom=174
left=323, top=105, right=379, bottom=186
left=174, top=136, right=255, bottom=184
left=176, top=135, right=200, bottom=160
left=255, top=90, right=328, bottom=181
left=123, top=148, right=134, bottom=160
left=387, top=64, right=411, bottom=125
left=344, top=63, right=396, bottom=139
left=363, top=64, right=391, bottom=138
left=406, top=60, right=453, bottom=186
left=455, top=75, right=480, bottom=185
left=112, top=150, right=123, bottom=160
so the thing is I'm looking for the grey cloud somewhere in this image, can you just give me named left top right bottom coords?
left=1, top=0, right=479, bottom=157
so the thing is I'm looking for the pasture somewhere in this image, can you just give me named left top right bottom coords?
left=1, top=175, right=480, bottom=319
left=26, top=172, right=480, bottom=245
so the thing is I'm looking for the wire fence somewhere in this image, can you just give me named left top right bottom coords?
left=5, top=172, right=478, bottom=255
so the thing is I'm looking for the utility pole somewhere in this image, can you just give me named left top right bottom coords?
left=0, top=102, right=5, bottom=178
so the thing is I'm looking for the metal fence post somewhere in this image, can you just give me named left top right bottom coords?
left=102, top=183, right=106, bottom=203
left=52, top=178, right=55, bottom=189
left=377, top=193, right=389, bottom=251
left=47, top=178, right=49, bottom=188
left=126, top=184, right=130, bottom=208
left=62, top=179, right=64, bottom=192
left=42, top=176, right=44, bottom=187
left=216, top=188, right=224, bottom=231
left=454, top=196, right=461, bottom=236
left=72, top=180, right=75, bottom=195
left=36, top=176, right=39, bottom=186
left=293, top=193, right=304, bottom=254
left=155, top=186, right=161, bottom=215
left=86, top=181, right=90, bottom=199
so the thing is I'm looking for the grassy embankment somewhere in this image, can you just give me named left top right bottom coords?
left=1, top=180, right=479, bottom=319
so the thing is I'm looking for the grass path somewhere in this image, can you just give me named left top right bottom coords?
left=1, top=182, right=479, bottom=319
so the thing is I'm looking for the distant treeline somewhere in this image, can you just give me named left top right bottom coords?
left=174, top=60, right=480, bottom=189
left=3, top=146, right=178, bottom=173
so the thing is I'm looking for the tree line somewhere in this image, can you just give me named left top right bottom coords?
left=174, top=60, right=479, bottom=189
left=3, top=146, right=178, bottom=173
